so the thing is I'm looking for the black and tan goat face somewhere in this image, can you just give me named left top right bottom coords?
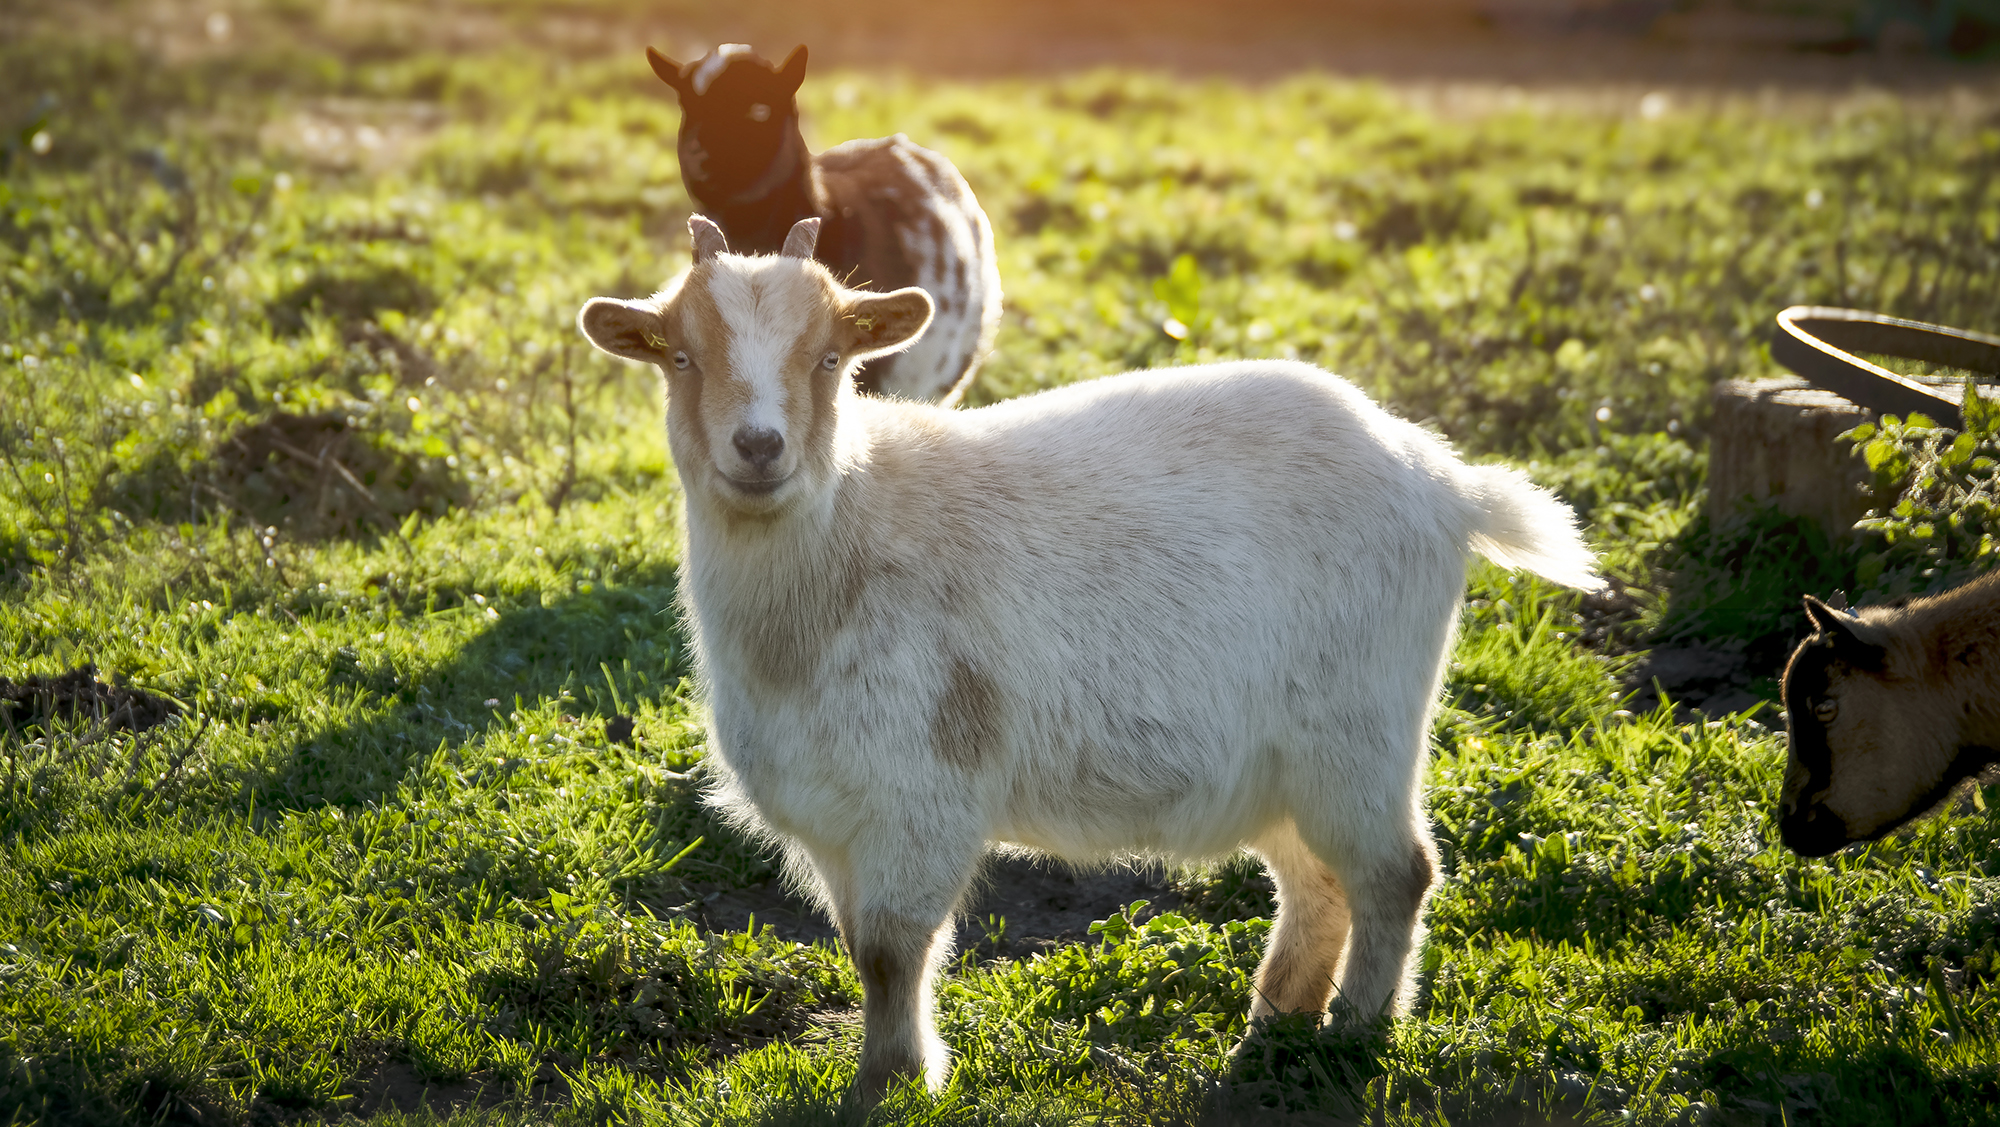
left=1778, top=596, right=1969, bottom=856
left=647, top=44, right=806, bottom=194
left=576, top=217, right=933, bottom=512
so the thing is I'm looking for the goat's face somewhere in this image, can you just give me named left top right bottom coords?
left=646, top=44, right=807, bottom=197
left=1778, top=595, right=1974, bottom=856
left=577, top=217, right=932, bottom=515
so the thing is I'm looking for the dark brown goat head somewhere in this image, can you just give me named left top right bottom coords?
left=1779, top=592, right=1997, bottom=857
left=647, top=44, right=808, bottom=201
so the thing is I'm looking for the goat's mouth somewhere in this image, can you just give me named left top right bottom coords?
left=1778, top=803, right=1852, bottom=857
left=719, top=472, right=789, bottom=497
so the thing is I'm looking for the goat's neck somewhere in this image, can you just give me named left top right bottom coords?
left=1920, top=588, right=2000, bottom=748
left=682, top=486, right=842, bottom=608
left=691, top=122, right=823, bottom=256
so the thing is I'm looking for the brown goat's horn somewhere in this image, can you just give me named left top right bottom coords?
left=689, top=214, right=729, bottom=263
left=782, top=217, right=821, bottom=259
left=646, top=46, right=686, bottom=92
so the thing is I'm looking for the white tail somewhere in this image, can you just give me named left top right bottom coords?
left=1461, top=462, right=1606, bottom=593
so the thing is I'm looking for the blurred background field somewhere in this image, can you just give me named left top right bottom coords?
left=3, top=1, right=2000, bottom=1125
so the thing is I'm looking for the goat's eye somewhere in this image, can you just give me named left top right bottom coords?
left=748, top=103, right=771, bottom=122
left=673, top=350, right=690, bottom=371
left=1814, top=699, right=1838, bottom=723
left=821, top=351, right=840, bottom=371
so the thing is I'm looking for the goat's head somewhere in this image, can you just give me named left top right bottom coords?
left=647, top=44, right=807, bottom=200
left=1778, top=594, right=1989, bottom=856
left=577, top=215, right=932, bottom=515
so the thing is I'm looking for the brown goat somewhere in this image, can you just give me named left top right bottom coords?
left=1779, top=573, right=2000, bottom=856
left=645, top=43, right=1000, bottom=404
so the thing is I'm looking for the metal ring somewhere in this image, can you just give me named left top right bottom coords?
left=1772, top=306, right=2000, bottom=430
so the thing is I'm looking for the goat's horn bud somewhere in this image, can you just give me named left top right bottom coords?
left=782, top=217, right=821, bottom=259
left=689, top=214, right=729, bottom=263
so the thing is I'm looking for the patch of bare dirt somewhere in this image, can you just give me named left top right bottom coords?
left=328, top=1061, right=564, bottom=1122
left=1623, top=639, right=1774, bottom=719
left=691, top=851, right=1193, bottom=959
left=0, top=664, right=180, bottom=735
left=202, top=411, right=466, bottom=539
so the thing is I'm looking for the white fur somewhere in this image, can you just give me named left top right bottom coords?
left=690, top=44, right=751, bottom=95
left=712, top=260, right=806, bottom=436
left=581, top=254, right=1602, bottom=1102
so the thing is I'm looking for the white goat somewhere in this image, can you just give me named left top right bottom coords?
left=578, top=215, right=1604, bottom=1103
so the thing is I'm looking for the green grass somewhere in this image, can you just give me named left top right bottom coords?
left=5, top=10, right=2000, bottom=1125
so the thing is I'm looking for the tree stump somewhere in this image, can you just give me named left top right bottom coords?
left=1706, top=377, right=1875, bottom=534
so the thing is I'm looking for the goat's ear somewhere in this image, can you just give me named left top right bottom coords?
left=646, top=47, right=689, bottom=97
left=1804, top=594, right=1888, bottom=667
left=578, top=298, right=671, bottom=367
left=843, top=287, right=933, bottom=358
left=776, top=45, right=808, bottom=96
left=689, top=214, right=729, bottom=263
left=781, top=217, right=820, bottom=259
left=1803, top=595, right=1846, bottom=636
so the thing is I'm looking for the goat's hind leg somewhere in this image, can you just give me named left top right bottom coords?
left=1248, top=822, right=1352, bottom=1022
left=1303, top=818, right=1437, bottom=1019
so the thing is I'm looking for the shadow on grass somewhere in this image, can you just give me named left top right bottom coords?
left=245, top=564, right=692, bottom=810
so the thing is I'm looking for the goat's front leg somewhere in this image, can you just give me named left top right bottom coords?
left=823, top=830, right=981, bottom=1106
left=845, top=905, right=956, bottom=1102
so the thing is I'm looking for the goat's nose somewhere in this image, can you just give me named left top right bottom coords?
left=732, top=426, right=784, bottom=468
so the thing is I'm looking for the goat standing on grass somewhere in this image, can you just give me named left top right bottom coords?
left=1779, top=576, right=2000, bottom=857
left=646, top=43, right=1000, bottom=405
left=578, top=216, right=1605, bottom=1104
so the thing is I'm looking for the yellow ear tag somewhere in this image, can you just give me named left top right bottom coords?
left=854, top=316, right=876, bottom=332
left=643, top=331, right=669, bottom=351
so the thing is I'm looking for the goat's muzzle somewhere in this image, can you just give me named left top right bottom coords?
left=733, top=426, right=785, bottom=470
left=1779, top=803, right=1850, bottom=857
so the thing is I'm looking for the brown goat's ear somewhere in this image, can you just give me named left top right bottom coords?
left=578, top=298, right=671, bottom=367
left=781, top=217, right=820, bottom=259
left=689, top=214, right=730, bottom=263
left=646, top=47, right=689, bottom=96
left=1802, top=595, right=1845, bottom=637
left=1804, top=594, right=1888, bottom=669
left=776, top=45, right=808, bottom=96
left=843, top=287, right=934, bottom=358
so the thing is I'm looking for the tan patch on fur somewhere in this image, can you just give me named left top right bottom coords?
left=848, top=911, right=940, bottom=1101
left=931, top=658, right=1001, bottom=770
left=663, top=268, right=732, bottom=471
left=1251, top=848, right=1350, bottom=1017
left=1402, top=837, right=1439, bottom=914
left=681, top=271, right=758, bottom=446
left=735, top=542, right=867, bottom=691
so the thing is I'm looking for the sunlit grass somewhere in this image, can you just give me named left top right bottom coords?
left=3, top=18, right=2000, bottom=1127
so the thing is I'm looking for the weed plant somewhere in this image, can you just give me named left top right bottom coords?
left=2, top=14, right=2000, bottom=1127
